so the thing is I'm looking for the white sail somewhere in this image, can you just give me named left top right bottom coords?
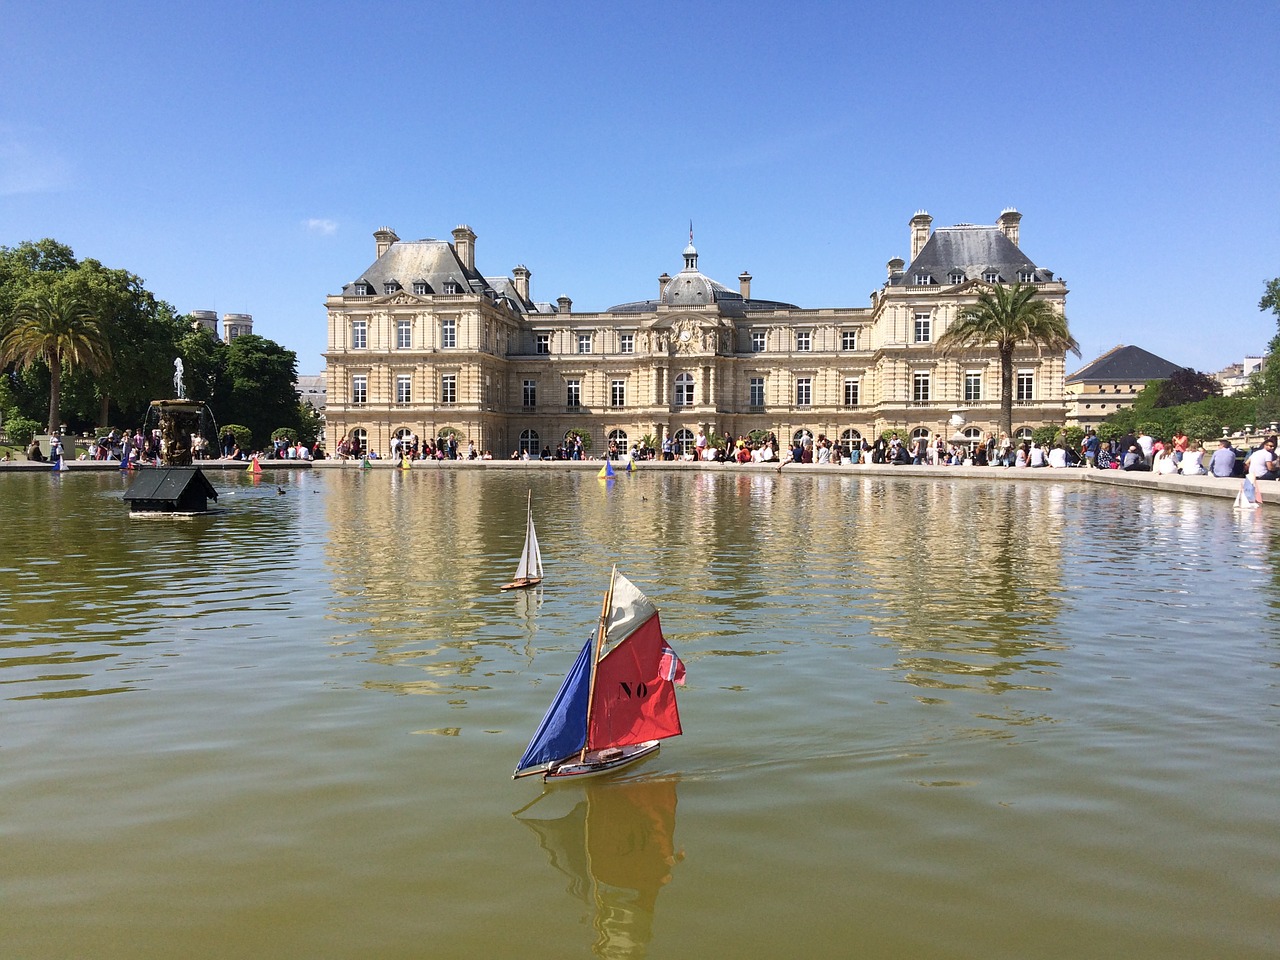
left=513, top=495, right=543, bottom=581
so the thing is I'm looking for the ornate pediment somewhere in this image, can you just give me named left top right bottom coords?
left=652, top=316, right=733, bottom=355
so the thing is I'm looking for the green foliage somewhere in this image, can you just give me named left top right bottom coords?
left=1137, top=421, right=1164, bottom=437
left=222, top=423, right=253, bottom=453
left=639, top=433, right=658, bottom=451
left=1031, top=425, right=1059, bottom=447
left=271, top=427, right=297, bottom=443
left=296, top=401, right=324, bottom=445
left=747, top=429, right=773, bottom=445
left=437, top=426, right=463, bottom=442
left=1063, top=426, right=1085, bottom=451
left=219, top=334, right=299, bottom=450
left=1258, top=278, right=1280, bottom=396
left=1154, top=368, right=1222, bottom=407
left=1181, top=413, right=1224, bottom=444
left=4, top=414, right=40, bottom=446
left=564, top=427, right=593, bottom=451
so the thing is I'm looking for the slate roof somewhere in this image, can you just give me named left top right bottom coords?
left=1066, top=345, right=1185, bottom=383
left=343, top=240, right=540, bottom=314
left=607, top=242, right=798, bottom=314
left=892, top=224, right=1050, bottom=286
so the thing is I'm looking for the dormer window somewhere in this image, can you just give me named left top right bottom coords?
left=1017, top=270, right=1036, bottom=283
left=983, top=271, right=1000, bottom=283
left=353, top=282, right=370, bottom=296
left=949, top=272, right=965, bottom=284
left=914, top=274, right=935, bottom=285
left=383, top=282, right=398, bottom=296
left=442, top=281, right=460, bottom=295
left=413, top=281, right=428, bottom=295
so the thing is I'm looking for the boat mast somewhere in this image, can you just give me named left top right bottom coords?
left=580, top=565, right=617, bottom=762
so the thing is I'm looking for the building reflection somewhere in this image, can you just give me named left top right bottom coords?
left=516, top=776, right=682, bottom=959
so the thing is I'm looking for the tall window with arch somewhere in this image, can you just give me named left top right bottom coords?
left=674, top=373, right=694, bottom=406
left=519, top=429, right=540, bottom=457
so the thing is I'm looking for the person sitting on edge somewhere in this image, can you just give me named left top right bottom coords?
left=1209, top=439, right=1236, bottom=478
left=1122, top=445, right=1144, bottom=471
left=1180, top=443, right=1208, bottom=475
left=1047, top=444, right=1069, bottom=468
left=1246, top=437, right=1279, bottom=481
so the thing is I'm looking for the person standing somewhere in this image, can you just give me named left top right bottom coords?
left=1081, top=430, right=1100, bottom=468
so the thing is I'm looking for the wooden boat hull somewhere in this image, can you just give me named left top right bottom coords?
left=500, top=577, right=543, bottom=591
left=545, top=741, right=660, bottom=781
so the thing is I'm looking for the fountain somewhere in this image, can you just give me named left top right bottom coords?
left=122, top=359, right=220, bottom=514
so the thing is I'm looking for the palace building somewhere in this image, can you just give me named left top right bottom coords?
left=322, top=210, right=1071, bottom=457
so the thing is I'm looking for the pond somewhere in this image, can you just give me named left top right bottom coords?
left=2, top=467, right=1276, bottom=958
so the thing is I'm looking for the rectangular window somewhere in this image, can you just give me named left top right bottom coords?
left=413, top=282, right=428, bottom=295
left=842, top=329, right=858, bottom=351
left=983, top=271, right=1000, bottom=283
left=1017, top=271, right=1035, bottom=283
left=441, top=317, right=456, bottom=349
left=523, top=379, right=537, bottom=409
left=914, top=313, right=931, bottom=343
left=383, top=282, right=397, bottom=296
left=844, top=378, right=860, bottom=407
left=351, top=319, right=367, bottom=350
left=441, top=374, right=457, bottom=404
left=796, top=377, right=812, bottom=407
left=536, top=333, right=550, bottom=354
left=751, top=330, right=765, bottom=353
left=749, top=376, right=765, bottom=407
left=796, top=330, right=811, bottom=352
left=351, top=375, right=367, bottom=405
left=964, top=371, right=982, bottom=402
left=577, top=333, right=592, bottom=354
left=1017, top=371, right=1034, bottom=401
left=611, top=379, right=625, bottom=407
left=395, top=374, right=411, bottom=404
left=914, top=274, right=934, bottom=285
left=620, top=333, right=634, bottom=354
left=354, top=283, right=369, bottom=296
left=396, top=319, right=411, bottom=349
left=913, top=372, right=931, bottom=402
left=566, top=379, right=581, bottom=408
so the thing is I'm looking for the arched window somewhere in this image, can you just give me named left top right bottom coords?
left=910, top=427, right=931, bottom=441
left=673, top=428, right=695, bottom=457
left=792, top=428, right=813, bottom=447
left=674, top=373, right=694, bottom=406
left=839, top=428, right=863, bottom=455
left=1014, top=427, right=1034, bottom=441
left=962, top=427, right=982, bottom=442
left=519, top=429, right=539, bottom=457
left=348, top=428, right=368, bottom=455
left=607, top=429, right=628, bottom=455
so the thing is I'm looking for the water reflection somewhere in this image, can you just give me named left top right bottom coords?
left=517, top=776, right=682, bottom=959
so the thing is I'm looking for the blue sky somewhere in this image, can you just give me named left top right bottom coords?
left=3, top=1, right=1277, bottom=375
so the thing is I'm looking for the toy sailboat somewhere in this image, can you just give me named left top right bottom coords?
left=501, top=491, right=544, bottom=590
left=513, top=568, right=685, bottom=782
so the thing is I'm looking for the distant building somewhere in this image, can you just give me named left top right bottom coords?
left=296, top=374, right=326, bottom=413
left=323, top=212, right=1073, bottom=457
left=1064, top=345, right=1184, bottom=428
left=188, top=311, right=254, bottom=341
left=1216, top=356, right=1264, bottom=396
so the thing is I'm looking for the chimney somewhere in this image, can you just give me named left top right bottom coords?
left=658, top=272, right=672, bottom=299
left=997, top=208, right=1022, bottom=246
left=452, top=224, right=477, bottom=272
left=512, top=264, right=531, bottom=302
left=909, top=211, right=932, bottom=262
left=739, top=271, right=752, bottom=299
left=374, top=226, right=399, bottom=258
left=557, top=295, right=572, bottom=314
left=887, top=257, right=905, bottom=280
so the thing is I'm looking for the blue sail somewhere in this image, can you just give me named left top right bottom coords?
left=514, top=635, right=594, bottom=775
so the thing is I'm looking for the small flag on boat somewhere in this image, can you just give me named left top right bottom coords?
left=598, top=459, right=616, bottom=479
left=659, top=642, right=686, bottom=685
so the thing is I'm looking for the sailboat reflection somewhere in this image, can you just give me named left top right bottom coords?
left=516, top=776, right=683, bottom=958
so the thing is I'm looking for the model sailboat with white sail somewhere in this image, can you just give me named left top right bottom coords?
left=514, top=568, right=685, bottom=781
left=501, top=491, right=544, bottom=590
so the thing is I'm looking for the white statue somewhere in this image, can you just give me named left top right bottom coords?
left=174, top=358, right=185, bottom=399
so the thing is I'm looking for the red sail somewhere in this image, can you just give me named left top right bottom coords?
left=587, top=612, right=683, bottom=750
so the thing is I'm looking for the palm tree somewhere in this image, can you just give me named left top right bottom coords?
left=936, top=282, right=1080, bottom=440
left=0, top=289, right=112, bottom=435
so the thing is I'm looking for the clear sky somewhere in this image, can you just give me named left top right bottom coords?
left=3, top=1, right=1277, bottom=376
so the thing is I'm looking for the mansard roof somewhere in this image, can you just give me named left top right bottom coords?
left=893, top=224, right=1051, bottom=285
left=607, top=240, right=798, bottom=314
left=1066, top=345, right=1185, bottom=384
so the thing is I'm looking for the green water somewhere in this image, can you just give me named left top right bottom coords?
left=1, top=468, right=1277, bottom=958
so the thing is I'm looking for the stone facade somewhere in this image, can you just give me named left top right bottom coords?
left=323, top=212, right=1071, bottom=457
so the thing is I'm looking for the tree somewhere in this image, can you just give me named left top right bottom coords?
left=0, top=289, right=112, bottom=434
left=1154, top=367, right=1223, bottom=407
left=936, top=282, right=1080, bottom=439
left=1261, top=278, right=1280, bottom=397
left=219, top=334, right=299, bottom=451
